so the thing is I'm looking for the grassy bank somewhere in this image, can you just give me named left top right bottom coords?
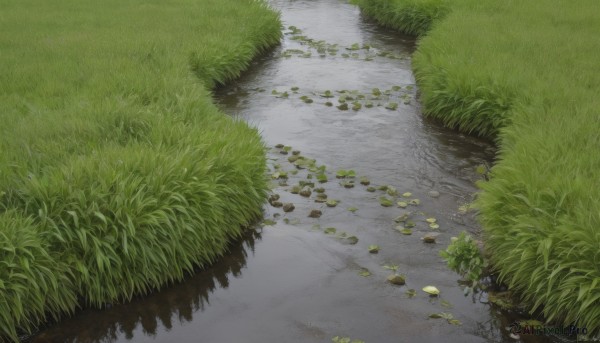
left=0, top=0, right=280, bottom=340
left=356, top=0, right=600, bottom=334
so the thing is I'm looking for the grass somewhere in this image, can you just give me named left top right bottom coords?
left=0, top=0, right=281, bottom=340
left=357, top=0, right=600, bottom=335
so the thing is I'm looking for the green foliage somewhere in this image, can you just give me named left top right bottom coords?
left=353, top=0, right=449, bottom=37
left=0, top=0, right=280, bottom=339
left=439, top=232, right=486, bottom=284
left=0, top=211, right=77, bottom=341
left=358, top=0, right=600, bottom=334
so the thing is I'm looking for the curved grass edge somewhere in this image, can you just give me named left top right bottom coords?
left=0, top=0, right=281, bottom=340
left=356, top=0, right=600, bottom=335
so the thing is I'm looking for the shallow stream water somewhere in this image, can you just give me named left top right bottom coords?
left=28, top=1, right=569, bottom=342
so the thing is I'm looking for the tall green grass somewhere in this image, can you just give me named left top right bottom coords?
left=353, top=0, right=449, bottom=37
left=0, top=0, right=280, bottom=340
left=358, top=0, right=600, bottom=334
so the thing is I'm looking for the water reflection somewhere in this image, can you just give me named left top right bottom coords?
left=27, top=230, right=261, bottom=343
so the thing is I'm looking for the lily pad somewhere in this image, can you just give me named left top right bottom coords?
left=290, top=185, right=301, bottom=194
left=422, top=286, right=440, bottom=296
left=324, top=227, right=337, bottom=235
left=300, top=96, right=313, bottom=104
left=326, top=199, right=338, bottom=207
left=402, top=192, right=412, bottom=197
left=409, top=199, right=420, bottom=205
left=386, top=186, right=398, bottom=196
left=320, top=90, right=335, bottom=98
left=404, top=220, right=416, bottom=228
left=299, top=187, right=312, bottom=197
left=426, top=218, right=437, bottom=223
left=325, top=101, right=333, bottom=107
left=387, top=274, right=406, bottom=285
left=383, top=264, right=399, bottom=272
left=397, top=228, right=412, bottom=235
left=364, top=101, right=374, bottom=108
left=393, top=211, right=411, bottom=223
left=379, top=196, right=393, bottom=207
left=283, top=203, right=295, bottom=213
left=340, top=180, right=355, bottom=188
left=359, top=177, right=370, bottom=185
left=392, top=85, right=402, bottom=91
left=366, top=186, right=376, bottom=192
left=314, top=187, right=326, bottom=193
left=287, top=155, right=300, bottom=163
left=385, top=102, right=398, bottom=110
left=291, top=86, right=299, bottom=91
left=397, top=201, right=408, bottom=208
left=271, top=171, right=288, bottom=179
left=368, top=245, right=380, bottom=253
left=315, top=195, right=328, bottom=203
left=448, top=319, right=462, bottom=326
left=358, top=268, right=371, bottom=277
left=346, top=236, right=359, bottom=245
left=347, top=43, right=360, bottom=50
left=405, top=289, right=417, bottom=298
left=429, top=223, right=440, bottom=229
left=377, top=185, right=388, bottom=191
left=262, top=219, right=277, bottom=226
left=316, top=173, right=328, bottom=183
left=352, top=102, right=362, bottom=111
left=337, top=103, right=349, bottom=110
left=347, top=207, right=358, bottom=213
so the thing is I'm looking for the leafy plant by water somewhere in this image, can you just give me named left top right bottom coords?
left=439, top=232, right=487, bottom=292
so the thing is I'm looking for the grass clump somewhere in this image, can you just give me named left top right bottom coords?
left=352, top=0, right=450, bottom=37
left=0, top=0, right=280, bottom=340
left=358, top=0, right=600, bottom=334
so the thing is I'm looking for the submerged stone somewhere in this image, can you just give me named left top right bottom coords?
left=283, top=203, right=295, bottom=212
left=309, top=209, right=322, bottom=218
left=387, top=274, right=406, bottom=285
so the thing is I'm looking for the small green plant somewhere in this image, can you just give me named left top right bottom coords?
left=439, top=231, right=487, bottom=291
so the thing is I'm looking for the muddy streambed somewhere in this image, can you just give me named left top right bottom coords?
left=28, top=1, right=568, bottom=342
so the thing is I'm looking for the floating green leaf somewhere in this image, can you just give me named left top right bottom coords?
left=337, top=103, right=349, bottom=110
left=347, top=207, right=358, bottom=213
left=383, top=264, right=399, bottom=272
left=422, top=286, right=440, bottom=295
left=324, top=227, right=337, bottom=235
left=368, top=245, right=380, bottom=253
left=366, top=186, right=376, bottom=192
left=385, top=102, right=398, bottom=110
left=359, top=268, right=371, bottom=277
left=326, top=199, right=338, bottom=207
left=386, top=186, right=398, bottom=196
left=379, top=196, right=393, bottom=207
left=346, top=236, right=359, bottom=245
left=402, top=192, right=412, bottom=197
left=397, top=201, right=408, bottom=208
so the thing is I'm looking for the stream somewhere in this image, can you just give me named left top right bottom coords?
left=27, top=1, right=564, bottom=342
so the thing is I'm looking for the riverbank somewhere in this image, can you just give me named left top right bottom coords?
left=356, top=0, right=600, bottom=335
left=0, top=0, right=280, bottom=340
